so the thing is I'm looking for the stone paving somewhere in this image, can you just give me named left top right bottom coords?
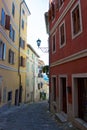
left=0, top=101, right=80, bottom=130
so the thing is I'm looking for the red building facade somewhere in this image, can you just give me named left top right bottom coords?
left=48, top=0, right=87, bottom=130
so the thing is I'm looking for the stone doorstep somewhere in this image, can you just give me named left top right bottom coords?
left=55, top=111, right=67, bottom=123
left=75, top=118, right=87, bottom=129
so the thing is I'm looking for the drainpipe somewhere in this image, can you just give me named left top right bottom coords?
left=18, top=0, right=25, bottom=105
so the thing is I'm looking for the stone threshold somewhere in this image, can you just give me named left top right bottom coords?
left=55, top=111, right=67, bottom=122
left=75, top=118, right=87, bottom=130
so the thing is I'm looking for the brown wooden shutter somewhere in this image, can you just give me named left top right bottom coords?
left=51, top=3, right=55, bottom=19
left=5, top=15, right=10, bottom=30
left=60, top=24, right=65, bottom=45
left=48, top=9, right=52, bottom=22
left=56, top=0, right=59, bottom=10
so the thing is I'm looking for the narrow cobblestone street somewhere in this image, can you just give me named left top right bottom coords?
left=0, top=101, right=79, bottom=130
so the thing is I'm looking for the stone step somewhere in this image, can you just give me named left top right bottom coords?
left=55, top=112, right=67, bottom=122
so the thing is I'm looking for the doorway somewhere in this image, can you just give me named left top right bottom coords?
left=60, top=77, right=67, bottom=113
left=77, top=78, right=87, bottom=122
left=15, top=89, right=19, bottom=105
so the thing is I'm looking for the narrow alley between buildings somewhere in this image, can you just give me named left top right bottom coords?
left=0, top=101, right=79, bottom=130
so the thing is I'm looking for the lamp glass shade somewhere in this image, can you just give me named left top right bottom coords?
left=37, top=39, right=41, bottom=47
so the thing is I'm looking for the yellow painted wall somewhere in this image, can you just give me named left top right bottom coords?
left=0, top=0, right=29, bottom=107
left=0, top=0, right=23, bottom=106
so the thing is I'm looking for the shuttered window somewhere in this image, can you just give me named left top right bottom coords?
left=9, top=25, right=15, bottom=42
left=8, top=49, right=15, bottom=64
left=5, top=15, right=10, bottom=30
left=0, top=40, right=6, bottom=60
left=59, top=0, right=64, bottom=8
left=51, top=3, right=55, bottom=20
left=20, top=56, right=26, bottom=67
left=72, top=5, right=80, bottom=35
left=12, top=3, right=15, bottom=17
left=56, top=0, right=64, bottom=9
left=48, top=2, right=55, bottom=22
left=20, top=37, right=25, bottom=49
left=71, top=1, right=82, bottom=39
left=52, top=34, right=56, bottom=53
left=1, top=8, right=5, bottom=26
left=22, top=19, right=24, bottom=29
left=59, top=21, right=66, bottom=47
left=60, top=23, right=65, bottom=45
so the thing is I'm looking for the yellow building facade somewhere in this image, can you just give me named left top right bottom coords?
left=0, top=0, right=30, bottom=107
left=26, top=44, right=39, bottom=102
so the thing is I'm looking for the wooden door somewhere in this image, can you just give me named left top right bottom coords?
left=78, top=78, right=87, bottom=121
left=62, top=78, right=67, bottom=113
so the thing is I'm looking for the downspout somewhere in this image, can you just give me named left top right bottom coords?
left=18, top=0, right=24, bottom=105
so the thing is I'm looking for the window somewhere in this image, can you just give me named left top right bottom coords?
left=26, top=79, right=29, bottom=86
left=20, top=56, right=26, bottom=67
left=51, top=2, right=55, bottom=20
left=52, top=77, right=56, bottom=101
left=59, top=21, right=66, bottom=47
left=71, top=1, right=82, bottom=39
left=27, top=49, right=29, bottom=55
left=56, top=0, right=64, bottom=9
left=20, top=37, right=25, bottom=49
left=0, top=40, right=6, bottom=60
left=8, top=91, right=12, bottom=101
left=22, top=9, right=25, bottom=15
left=12, top=3, right=15, bottom=17
left=8, top=49, right=15, bottom=64
left=52, top=34, right=56, bottom=53
left=32, top=64, right=34, bottom=71
left=5, top=15, right=10, bottom=30
left=1, top=8, right=5, bottom=26
left=38, top=83, right=40, bottom=90
left=48, top=2, right=55, bottom=22
left=59, top=0, right=64, bottom=7
left=22, top=19, right=24, bottom=29
left=27, top=62, right=29, bottom=72
left=9, top=25, right=15, bottom=42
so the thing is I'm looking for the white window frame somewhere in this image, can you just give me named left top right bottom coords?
left=59, top=20, right=66, bottom=48
left=71, top=0, right=83, bottom=39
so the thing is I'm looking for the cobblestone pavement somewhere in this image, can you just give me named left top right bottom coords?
left=0, top=101, right=80, bottom=130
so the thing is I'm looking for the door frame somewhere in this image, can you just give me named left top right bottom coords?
left=72, top=73, right=87, bottom=118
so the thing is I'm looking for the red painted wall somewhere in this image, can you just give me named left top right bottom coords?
left=49, top=0, right=87, bottom=63
left=49, top=0, right=87, bottom=104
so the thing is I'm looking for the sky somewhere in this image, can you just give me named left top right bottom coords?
left=25, top=0, right=49, bottom=65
